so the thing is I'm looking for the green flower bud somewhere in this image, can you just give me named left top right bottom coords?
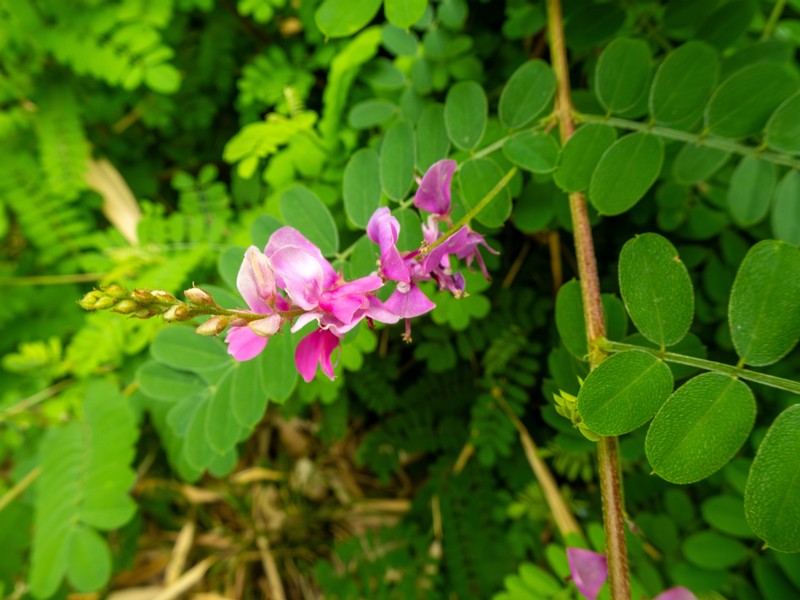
left=150, top=290, right=178, bottom=303
left=94, top=295, right=117, bottom=310
left=185, top=287, right=215, bottom=305
left=103, top=284, right=128, bottom=299
left=112, top=299, right=138, bottom=314
left=78, top=290, right=103, bottom=310
left=163, top=304, right=190, bottom=322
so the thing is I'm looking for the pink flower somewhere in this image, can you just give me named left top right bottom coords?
left=294, top=328, right=341, bottom=382
left=225, top=246, right=282, bottom=361
left=567, top=548, right=608, bottom=600
left=653, top=587, right=697, bottom=600
left=414, top=159, right=457, bottom=216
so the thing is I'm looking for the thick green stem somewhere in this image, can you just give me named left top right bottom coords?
left=762, top=0, right=787, bottom=40
left=577, top=114, right=800, bottom=170
left=547, top=0, right=631, bottom=597
left=601, top=339, right=800, bottom=395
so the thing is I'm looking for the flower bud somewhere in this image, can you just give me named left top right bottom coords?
left=185, top=287, right=215, bottom=306
left=103, top=284, right=128, bottom=299
left=195, top=315, right=228, bottom=336
left=112, top=299, right=138, bottom=314
left=94, top=295, right=117, bottom=310
left=248, top=314, right=282, bottom=338
left=132, top=289, right=154, bottom=304
left=163, top=304, right=190, bottom=322
left=150, top=290, right=178, bottom=303
left=78, top=290, right=103, bottom=310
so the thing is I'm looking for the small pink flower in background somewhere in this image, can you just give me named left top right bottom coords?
left=566, top=547, right=697, bottom=600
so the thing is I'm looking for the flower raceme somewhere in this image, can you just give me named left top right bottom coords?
left=224, top=159, right=498, bottom=381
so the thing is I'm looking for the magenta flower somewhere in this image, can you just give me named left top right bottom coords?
left=414, top=159, right=457, bottom=216
left=567, top=548, right=608, bottom=600
left=225, top=246, right=282, bottom=361
left=653, top=587, right=697, bottom=600
left=294, top=328, right=341, bottom=382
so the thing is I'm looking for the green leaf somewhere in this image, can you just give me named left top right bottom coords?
left=705, top=63, right=800, bottom=139
left=385, top=0, right=426, bottom=29
left=66, top=527, right=112, bottom=593
left=183, top=397, right=215, bottom=471
left=682, top=530, right=749, bottom=569
left=206, top=368, right=246, bottom=455
left=727, top=157, right=776, bottom=227
left=554, top=124, right=616, bottom=193
left=348, top=99, right=397, bottom=129
left=696, top=0, right=756, bottom=50
left=555, top=280, right=628, bottom=361
left=144, top=63, right=181, bottom=94
left=595, top=37, right=652, bottom=114
left=344, top=148, right=381, bottom=228
left=672, top=144, right=730, bottom=185
left=379, top=121, right=416, bottom=201
left=649, top=41, right=718, bottom=128
left=137, top=361, right=207, bottom=402
left=261, top=328, right=298, bottom=402
left=772, top=171, right=800, bottom=245
left=382, top=24, right=418, bottom=56
left=745, top=404, right=800, bottom=552
left=577, top=350, right=673, bottom=435
left=729, top=240, right=800, bottom=366
left=646, top=373, right=755, bottom=484
left=498, top=59, right=556, bottom=130
left=589, top=133, right=664, bottom=216
left=444, top=81, right=487, bottom=151
left=231, top=355, right=269, bottom=428
left=150, top=327, right=231, bottom=374
left=315, top=0, right=381, bottom=38
left=416, top=103, right=450, bottom=172
left=618, top=233, right=694, bottom=346
left=765, top=91, right=800, bottom=154
left=280, top=185, right=339, bottom=256
left=458, top=157, right=511, bottom=228
left=502, top=131, right=559, bottom=174
left=393, top=208, right=423, bottom=250
left=702, top=495, right=754, bottom=538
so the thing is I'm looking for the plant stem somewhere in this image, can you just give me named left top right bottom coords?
left=0, top=467, right=42, bottom=513
left=2, top=273, right=105, bottom=286
left=547, top=1, right=631, bottom=598
left=762, top=0, right=787, bottom=40
left=577, top=114, right=800, bottom=170
left=601, top=339, right=800, bottom=395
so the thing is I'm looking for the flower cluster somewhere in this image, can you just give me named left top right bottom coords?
left=227, top=159, right=496, bottom=381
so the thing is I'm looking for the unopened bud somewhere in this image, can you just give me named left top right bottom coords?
left=112, top=299, right=138, bottom=314
left=103, top=284, right=128, bottom=298
left=133, top=289, right=154, bottom=304
left=94, top=295, right=117, bottom=310
left=163, top=304, right=190, bottom=322
left=185, top=287, right=215, bottom=305
left=78, top=290, right=103, bottom=310
left=150, top=290, right=178, bottom=303
left=248, top=314, right=282, bottom=338
left=134, top=308, right=156, bottom=318
left=195, top=315, right=229, bottom=336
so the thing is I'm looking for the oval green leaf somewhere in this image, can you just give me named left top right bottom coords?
left=260, top=330, right=298, bottom=402
left=705, top=63, right=800, bottom=139
left=619, top=233, right=694, bottom=346
left=772, top=171, right=800, bottom=245
left=231, top=354, right=269, bottom=429
left=765, top=91, right=800, bottom=154
left=701, top=495, right=754, bottom=539
left=646, top=373, right=755, bottom=484
left=729, top=240, right=800, bottom=366
left=650, top=41, right=718, bottom=128
left=745, top=405, right=800, bottom=552
left=596, top=37, right=652, bottom=114
left=672, top=144, right=730, bottom=185
left=280, top=185, right=339, bottom=256
left=589, top=133, right=664, bottom=216
left=498, top=59, right=556, bottom=130
left=348, top=99, right=397, bottom=129
left=379, top=121, right=416, bottom=201
left=554, top=124, right=616, bottom=193
left=206, top=368, right=245, bottom=455
left=416, top=103, right=450, bottom=172
left=682, top=530, right=749, bottom=570
left=344, top=148, right=381, bottom=228
left=444, top=81, right=487, bottom=151
left=183, top=397, right=215, bottom=471
left=502, top=131, right=560, bottom=174
left=150, top=327, right=230, bottom=374
left=66, top=527, right=112, bottom=592
left=457, top=157, right=511, bottom=228
left=727, top=156, right=776, bottom=227
left=137, top=361, right=206, bottom=402
left=315, top=0, right=381, bottom=38
left=577, top=350, right=674, bottom=435
left=385, top=0, right=426, bottom=29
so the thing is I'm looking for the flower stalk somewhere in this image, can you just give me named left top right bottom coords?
left=546, top=0, right=631, bottom=597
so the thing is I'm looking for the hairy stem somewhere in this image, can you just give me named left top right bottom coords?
left=577, top=114, right=800, bottom=170
left=547, top=0, right=631, bottom=597
left=601, top=339, right=800, bottom=395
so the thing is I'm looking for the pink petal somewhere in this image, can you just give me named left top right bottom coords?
left=654, top=587, right=698, bottom=600
left=225, top=326, right=268, bottom=361
left=319, top=276, right=382, bottom=325
left=367, top=207, right=409, bottom=282
left=295, top=328, right=341, bottom=382
left=269, top=246, right=325, bottom=310
left=566, top=548, right=608, bottom=600
left=237, top=246, right=275, bottom=313
left=265, top=227, right=338, bottom=288
left=423, top=226, right=470, bottom=273
left=414, top=159, right=457, bottom=215
left=383, top=283, right=436, bottom=319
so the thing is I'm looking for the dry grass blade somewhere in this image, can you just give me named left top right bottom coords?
left=84, top=158, right=141, bottom=245
left=165, top=519, right=196, bottom=585
left=257, top=536, right=286, bottom=600
left=152, top=556, right=218, bottom=600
